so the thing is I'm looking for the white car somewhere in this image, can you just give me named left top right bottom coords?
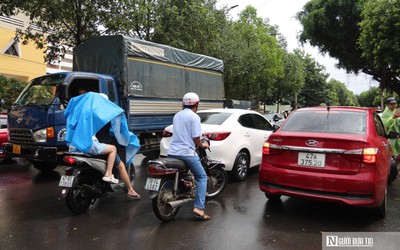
left=160, top=108, right=274, bottom=181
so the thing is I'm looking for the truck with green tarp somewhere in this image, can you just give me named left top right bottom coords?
left=4, top=35, right=225, bottom=171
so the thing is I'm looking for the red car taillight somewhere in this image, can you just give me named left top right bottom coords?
left=343, top=148, right=378, bottom=164
left=162, top=129, right=173, bottom=138
left=203, top=132, right=231, bottom=141
left=262, top=142, right=283, bottom=155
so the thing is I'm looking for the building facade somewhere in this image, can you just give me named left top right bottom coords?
left=0, top=13, right=72, bottom=82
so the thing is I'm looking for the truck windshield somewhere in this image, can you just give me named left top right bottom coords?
left=14, top=74, right=66, bottom=106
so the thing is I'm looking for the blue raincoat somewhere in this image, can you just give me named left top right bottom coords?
left=64, top=92, right=140, bottom=164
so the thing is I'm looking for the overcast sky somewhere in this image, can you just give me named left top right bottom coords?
left=217, top=0, right=378, bottom=95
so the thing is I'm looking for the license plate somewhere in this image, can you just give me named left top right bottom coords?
left=144, top=177, right=161, bottom=191
left=298, top=152, right=325, bottom=168
left=59, top=175, right=75, bottom=187
left=12, top=144, right=21, bottom=154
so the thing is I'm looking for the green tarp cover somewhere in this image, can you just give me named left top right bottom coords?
left=73, top=35, right=224, bottom=99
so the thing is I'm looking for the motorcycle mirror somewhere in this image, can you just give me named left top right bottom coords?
left=386, top=131, right=400, bottom=139
left=272, top=124, right=280, bottom=132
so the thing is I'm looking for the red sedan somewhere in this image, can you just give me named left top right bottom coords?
left=259, top=106, right=396, bottom=217
left=0, top=114, right=8, bottom=159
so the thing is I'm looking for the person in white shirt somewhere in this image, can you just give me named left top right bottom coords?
left=168, top=92, right=210, bottom=220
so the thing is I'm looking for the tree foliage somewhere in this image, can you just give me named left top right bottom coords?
left=296, top=50, right=329, bottom=107
left=0, top=75, right=27, bottom=112
left=326, top=79, right=357, bottom=106
left=357, top=87, right=382, bottom=108
left=224, top=6, right=284, bottom=104
left=297, top=0, right=400, bottom=96
left=0, top=1, right=358, bottom=108
left=2, top=0, right=112, bottom=62
left=359, top=0, right=400, bottom=94
left=274, top=51, right=305, bottom=103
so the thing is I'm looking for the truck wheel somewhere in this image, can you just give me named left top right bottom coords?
left=32, top=161, right=57, bottom=172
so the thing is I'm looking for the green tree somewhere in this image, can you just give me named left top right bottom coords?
left=297, top=0, right=365, bottom=72
left=296, top=50, right=329, bottom=107
left=0, top=0, right=22, bottom=16
left=225, top=6, right=284, bottom=103
left=274, top=51, right=305, bottom=106
left=357, top=87, right=382, bottom=108
left=1, top=0, right=113, bottom=62
left=0, top=75, right=27, bottom=111
left=359, top=0, right=400, bottom=94
left=297, top=0, right=398, bottom=95
left=151, top=0, right=226, bottom=55
left=326, top=79, right=357, bottom=106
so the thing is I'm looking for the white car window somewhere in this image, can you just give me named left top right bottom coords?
left=252, top=114, right=273, bottom=131
left=238, top=114, right=256, bottom=129
left=198, top=112, right=231, bottom=125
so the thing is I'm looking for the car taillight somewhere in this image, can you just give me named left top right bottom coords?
left=203, top=132, right=231, bottom=141
left=262, top=142, right=283, bottom=155
left=63, top=156, right=76, bottom=165
left=162, top=130, right=173, bottom=138
left=343, top=148, right=378, bottom=164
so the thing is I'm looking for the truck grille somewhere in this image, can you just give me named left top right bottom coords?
left=9, top=129, right=34, bottom=143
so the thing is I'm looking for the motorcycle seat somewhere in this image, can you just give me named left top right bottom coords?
left=149, top=158, right=187, bottom=170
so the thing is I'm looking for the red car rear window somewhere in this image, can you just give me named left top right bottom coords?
left=281, top=110, right=366, bottom=134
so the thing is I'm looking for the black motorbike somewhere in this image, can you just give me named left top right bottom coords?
left=145, top=139, right=228, bottom=221
left=58, top=152, right=135, bottom=214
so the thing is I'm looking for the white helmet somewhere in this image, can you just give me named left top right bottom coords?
left=182, top=92, right=200, bottom=106
left=99, top=93, right=108, bottom=100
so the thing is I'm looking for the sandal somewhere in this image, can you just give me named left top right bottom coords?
left=127, top=193, right=141, bottom=200
left=192, top=211, right=211, bottom=220
left=102, top=175, right=119, bottom=184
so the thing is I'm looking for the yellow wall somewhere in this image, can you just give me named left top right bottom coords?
left=0, top=28, right=46, bottom=82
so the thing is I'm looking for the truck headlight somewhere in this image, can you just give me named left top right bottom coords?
left=33, top=128, right=47, bottom=142
left=33, top=127, right=55, bottom=142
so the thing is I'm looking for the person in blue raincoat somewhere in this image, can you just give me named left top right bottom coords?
left=65, top=90, right=141, bottom=199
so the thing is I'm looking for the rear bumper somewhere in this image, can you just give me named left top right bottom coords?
left=258, top=164, right=386, bottom=207
left=3, top=142, right=66, bottom=162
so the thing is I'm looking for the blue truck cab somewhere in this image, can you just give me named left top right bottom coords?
left=4, top=72, right=120, bottom=171
left=4, top=35, right=225, bottom=172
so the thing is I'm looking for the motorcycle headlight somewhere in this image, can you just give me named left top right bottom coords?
left=33, top=128, right=47, bottom=142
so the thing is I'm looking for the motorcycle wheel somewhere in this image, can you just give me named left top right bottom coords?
left=66, top=175, right=96, bottom=214
left=206, top=168, right=228, bottom=198
left=152, top=178, right=180, bottom=221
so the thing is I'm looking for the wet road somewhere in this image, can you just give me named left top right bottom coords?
left=1, top=156, right=400, bottom=250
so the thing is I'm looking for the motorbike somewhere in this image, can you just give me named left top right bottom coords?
left=58, top=152, right=136, bottom=214
left=145, top=139, right=228, bottom=221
